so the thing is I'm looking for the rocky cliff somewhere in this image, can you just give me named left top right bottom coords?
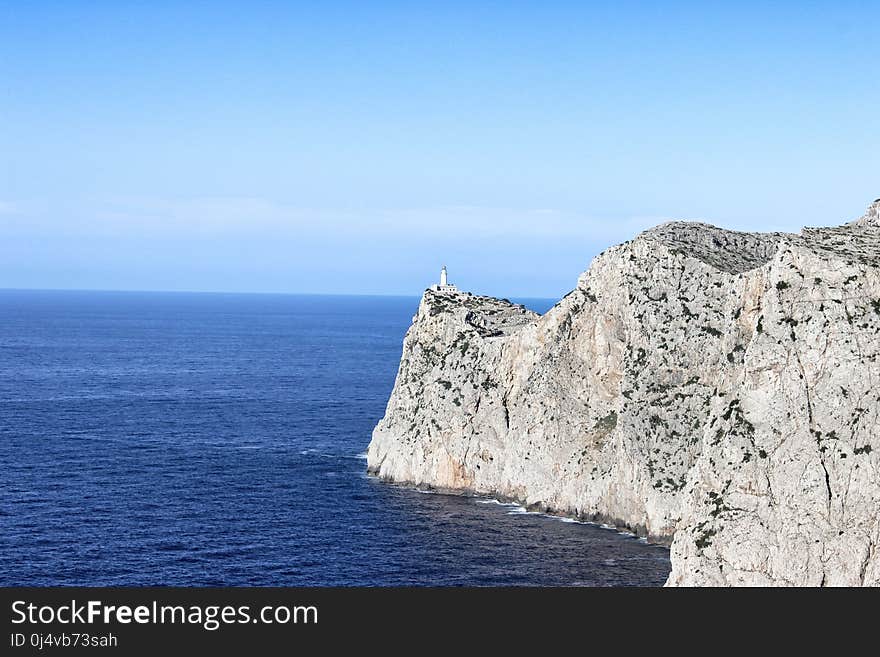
left=367, top=200, right=880, bottom=586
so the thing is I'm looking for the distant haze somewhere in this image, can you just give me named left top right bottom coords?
left=2, top=2, right=878, bottom=298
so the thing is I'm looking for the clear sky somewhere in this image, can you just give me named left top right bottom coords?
left=1, top=1, right=878, bottom=298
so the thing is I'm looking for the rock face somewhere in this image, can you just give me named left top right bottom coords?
left=367, top=200, right=880, bottom=586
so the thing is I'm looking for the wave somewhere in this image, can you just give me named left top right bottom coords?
left=481, top=500, right=641, bottom=538
left=476, top=498, right=518, bottom=507
left=505, top=506, right=542, bottom=516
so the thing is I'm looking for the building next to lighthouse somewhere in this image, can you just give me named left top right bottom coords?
left=430, top=265, right=459, bottom=293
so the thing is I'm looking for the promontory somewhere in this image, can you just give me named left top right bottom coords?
left=368, top=200, right=880, bottom=586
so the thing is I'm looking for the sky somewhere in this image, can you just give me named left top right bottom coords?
left=1, top=1, right=878, bottom=298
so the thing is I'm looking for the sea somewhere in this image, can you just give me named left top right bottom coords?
left=0, top=290, right=671, bottom=586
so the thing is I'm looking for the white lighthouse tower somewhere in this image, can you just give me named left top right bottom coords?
left=431, top=265, right=459, bottom=293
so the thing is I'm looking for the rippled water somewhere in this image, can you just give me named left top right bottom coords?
left=0, top=290, right=670, bottom=586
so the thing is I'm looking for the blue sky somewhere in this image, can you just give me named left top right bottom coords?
left=1, top=1, right=878, bottom=298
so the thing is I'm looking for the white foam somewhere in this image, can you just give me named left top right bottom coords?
left=476, top=499, right=598, bottom=525
left=506, top=506, right=541, bottom=515
left=476, top=498, right=519, bottom=507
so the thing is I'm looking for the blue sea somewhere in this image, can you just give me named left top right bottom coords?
left=0, top=290, right=670, bottom=586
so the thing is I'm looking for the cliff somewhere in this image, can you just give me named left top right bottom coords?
left=367, top=200, right=880, bottom=586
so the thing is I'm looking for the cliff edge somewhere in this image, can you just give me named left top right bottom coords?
left=368, top=200, right=880, bottom=586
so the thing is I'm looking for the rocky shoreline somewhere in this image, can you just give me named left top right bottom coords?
left=368, top=477, right=675, bottom=546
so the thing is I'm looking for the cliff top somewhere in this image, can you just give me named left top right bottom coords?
left=641, top=222, right=781, bottom=274
left=418, top=199, right=879, bottom=327
left=638, top=199, right=880, bottom=273
left=422, top=289, right=538, bottom=337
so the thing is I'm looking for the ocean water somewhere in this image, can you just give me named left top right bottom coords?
left=0, top=290, right=670, bottom=586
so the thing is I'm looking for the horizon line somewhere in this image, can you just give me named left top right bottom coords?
left=0, top=286, right=560, bottom=301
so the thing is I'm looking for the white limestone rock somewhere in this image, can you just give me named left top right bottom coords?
left=367, top=200, right=880, bottom=586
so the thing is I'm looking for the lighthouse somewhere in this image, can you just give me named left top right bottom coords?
left=431, top=265, right=459, bottom=293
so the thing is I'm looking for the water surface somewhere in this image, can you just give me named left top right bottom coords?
left=0, top=290, right=670, bottom=586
